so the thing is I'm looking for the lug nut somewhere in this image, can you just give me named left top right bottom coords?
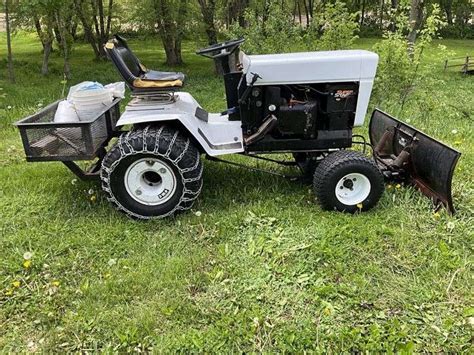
left=136, top=189, right=142, bottom=195
left=159, top=168, right=166, bottom=174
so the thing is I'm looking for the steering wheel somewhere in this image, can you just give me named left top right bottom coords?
left=196, top=38, right=245, bottom=59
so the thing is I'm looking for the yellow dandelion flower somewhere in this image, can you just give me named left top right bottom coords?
left=23, top=260, right=32, bottom=269
left=12, top=281, right=21, bottom=288
left=51, top=281, right=60, bottom=287
left=323, top=307, right=333, bottom=316
left=433, top=212, right=441, bottom=219
left=395, top=184, right=401, bottom=189
left=357, top=203, right=363, bottom=209
left=90, top=195, right=97, bottom=202
left=5, top=289, right=13, bottom=296
left=387, top=184, right=393, bottom=189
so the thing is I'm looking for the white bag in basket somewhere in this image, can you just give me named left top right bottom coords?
left=67, top=81, right=105, bottom=102
left=54, top=100, right=80, bottom=123
left=105, top=82, right=126, bottom=99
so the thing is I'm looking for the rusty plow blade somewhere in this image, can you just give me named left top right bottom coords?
left=369, top=109, right=461, bottom=214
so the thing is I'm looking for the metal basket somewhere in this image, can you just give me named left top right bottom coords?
left=15, top=98, right=121, bottom=162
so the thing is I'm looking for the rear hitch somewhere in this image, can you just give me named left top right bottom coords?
left=369, top=109, right=461, bottom=214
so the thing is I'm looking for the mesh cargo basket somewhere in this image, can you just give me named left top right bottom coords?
left=15, top=98, right=121, bottom=161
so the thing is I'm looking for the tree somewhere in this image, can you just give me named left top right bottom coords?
left=360, top=0, right=366, bottom=28
left=34, top=14, right=55, bottom=76
left=198, top=0, right=224, bottom=73
left=55, top=7, right=73, bottom=79
left=228, top=0, right=298, bottom=54
left=152, top=0, right=188, bottom=65
left=5, top=0, right=15, bottom=83
left=407, top=0, right=424, bottom=53
left=74, top=0, right=115, bottom=59
left=198, top=0, right=217, bottom=45
left=225, top=0, right=249, bottom=27
left=439, top=0, right=453, bottom=25
left=15, top=0, right=75, bottom=76
left=308, top=1, right=359, bottom=51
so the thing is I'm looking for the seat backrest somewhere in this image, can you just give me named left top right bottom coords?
left=104, top=38, right=142, bottom=88
left=114, top=35, right=147, bottom=74
left=117, top=46, right=141, bottom=77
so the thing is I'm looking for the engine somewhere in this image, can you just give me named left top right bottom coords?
left=236, top=82, right=359, bottom=152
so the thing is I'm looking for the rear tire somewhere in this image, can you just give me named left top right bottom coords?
left=101, top=126, right=203, bottom=219
left=313, top=150, right=384, bottom=213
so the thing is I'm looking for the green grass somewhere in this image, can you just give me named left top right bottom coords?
left=0, top=33, right=473, bottom=352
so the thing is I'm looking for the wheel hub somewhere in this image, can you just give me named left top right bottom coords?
left=335, top=173, right=371, bottom=205
left=124, top=158, right=177, bottom=206
left=342, top=178, right=354, bottom=190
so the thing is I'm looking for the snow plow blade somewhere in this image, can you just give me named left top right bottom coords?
left=369, top=109, right=461, bottom=214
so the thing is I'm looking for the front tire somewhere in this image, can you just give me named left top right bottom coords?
left=313, top=150, right=384, bottom=213
left=101, top=126, right=203, bottom=219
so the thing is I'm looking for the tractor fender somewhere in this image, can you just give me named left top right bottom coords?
left=116, top=92, right=244, bottom=156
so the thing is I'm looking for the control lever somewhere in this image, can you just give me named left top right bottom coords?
left=238, top=72, right=262, bottom=105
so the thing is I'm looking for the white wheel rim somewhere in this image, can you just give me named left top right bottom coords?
left=335, top=173, right=371, bottom=206
left=124, top=158, right=177, bottom=206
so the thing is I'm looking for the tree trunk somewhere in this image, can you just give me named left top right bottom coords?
left=106, top=0, right=113, bottom=37
left=379, top=0, right=384, bottom=30
left=56, top=12, right=72, bottom=80
left=389, top=0, right=398, bottom=31
left=407, top=0, right=423, bottom=56
left=308, top=0, right=314, bottom=18
left=70, top=21, right=79, bottom=40
left=74, top=0, right=109, bottom=59
left=262, top=0, right=270, bottom=35
left=153, top=0, right=187, bottom=66
left=227, top=0, right=248, bottom=27
left=239, top=0, right=249, bottom=26
left=297, top=0, right=302, bottom=26
left=445, top=9, right=452, bottom=25
left=5, top=0, right=15, bottom=83
left=198, top=0, right=223, bottom=74
left=198, top=0, right=218, bottom=45
left=292, top=1, right=298, bottom=26
left=175, top=0, right=186, bottom=64
left=162, top=38, right=182, bottom=66
left=34, top=19, right=45, bottom=51
left=41, top=40, right=53, bottom=76
left=303, top=0, right=310, bottom=28
left=75, top=0, right=101, bottom=58
left=98, top=0, right=106, bottom=37
left=360, top=0, right=366, bottom=29
left=443, top=0, right=453, bottom=25
left=34, top=15, right=55, bottom=75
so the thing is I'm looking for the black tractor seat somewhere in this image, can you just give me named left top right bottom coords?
left=104, top=35, right=185, bottom=93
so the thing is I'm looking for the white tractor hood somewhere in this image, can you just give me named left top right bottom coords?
left=241, top=50, right=379, bottom=86
left=240, top=50, right=379, bottom=126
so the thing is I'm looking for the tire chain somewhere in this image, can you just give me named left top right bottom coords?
left=100, top=125, right=203, bottom=219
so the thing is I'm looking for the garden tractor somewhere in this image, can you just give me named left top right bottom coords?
left=16, top=36, right=461, bottom=219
